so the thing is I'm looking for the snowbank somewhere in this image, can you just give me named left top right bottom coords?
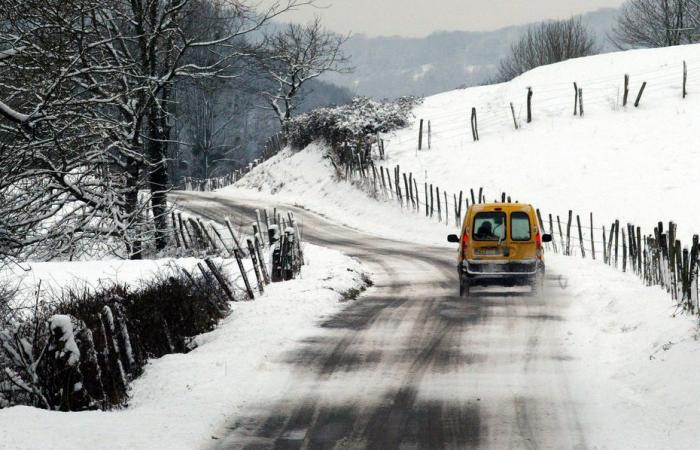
left=0, top=244, right=368, bottom=450
left=552, top=253, right=700, bottom=449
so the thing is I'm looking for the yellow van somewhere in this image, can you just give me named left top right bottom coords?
left=448, top=203, right=552, bottom=296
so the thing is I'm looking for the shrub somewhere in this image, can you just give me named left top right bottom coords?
left=284, top=96, right=421, bottom=150
left=0, top=264, right=230, bottom=411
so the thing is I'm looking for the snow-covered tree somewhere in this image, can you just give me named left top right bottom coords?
left=0, top=0, right=310, bottom=260
left=259, top=17, right=351, bottom=125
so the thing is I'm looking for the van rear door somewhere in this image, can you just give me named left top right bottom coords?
left=509, top=211, right=537, bottom=260
left=471, top=211, right=508, bottom=259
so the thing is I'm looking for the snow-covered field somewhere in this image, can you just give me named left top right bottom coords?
left=0, top=245, right=368, bottom=450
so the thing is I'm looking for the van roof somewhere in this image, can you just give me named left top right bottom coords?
left=470, top=203, right=534, bottom=213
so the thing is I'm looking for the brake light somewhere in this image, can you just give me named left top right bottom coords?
left=462, top=233, right=469, bottom=246
left=535, top=231, right=542, bottom=250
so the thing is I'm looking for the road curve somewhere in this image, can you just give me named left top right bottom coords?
left=173, top=191, right=587, bottom=450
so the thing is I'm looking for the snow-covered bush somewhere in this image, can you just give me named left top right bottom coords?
left=0, top=264, right=230, bottom=411
left=285, top=96, right=421, bottom=150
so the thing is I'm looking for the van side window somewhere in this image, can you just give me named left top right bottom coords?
left=511, top=212, right=531, bottom=241
left=473, top=212, right=506, bottom=241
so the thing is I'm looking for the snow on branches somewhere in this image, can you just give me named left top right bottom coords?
left=284, top=96, right=422, bottom=150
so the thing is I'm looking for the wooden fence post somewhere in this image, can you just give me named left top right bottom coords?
left=211, top=224, right=233, bottom=256
left=636, top=226, right=642, bottom=274
left=234, top=249, right=254, bottom=300
left=578, top=88, right=584, bottom=116
left=590, top=213, right=596, bottom=260
left=471, top=107, right=479, bottom=142
left=395, top=166, right=403, bottom=205
left=566, top=211, right=573, bottom=256
left=436, top=186, right=442, bottom=222
left=683, top=61, right=688, bottom=99
left=430, top=184, right=434, bottom=217
left=510, top=102, right=519, bottom=130
left=622, top=228, right=628, bottom=272
left=403, top=173, right=411, bottom=208
left=177, top=213, right=190, bottom=250
left=602, top=226, right=608, bottom=263
left=623, top=74, right=629, bottom=107
left=527, top=87, right=533, bottom=123
left=386, top=169, right=394, bottom=199
left=478, top=187, right=483, bottom=204
left=424, top=183, right=429, bottom=216
left=428, top=120, right=432, bottom=149
left=573, top=82, right=578, bottom=116
left=470, top=188, right=476, bottom=205
left=607, top=223, right=615, bottom=266
left=535, top=209, right=544, bottom=231
left=456, top=191, right=463, bottom=226
left=263, top=210, right=270, bottom=243
left=418, top=119, right=424, bottom=150
left=414, top=178, right=420, bottom=213
left=255, top=210, right=264, bottom=245
left=614, top=220, right=620, bottom=268
left=247, top=239, right=265, bottom=294
left=444, top=191, right=448, bottom=226
left=634, top=82, right=647, bottom=107
left=225, top=218, right=245, bottom=255
left=557, top=215, right=565, bottom=252
left=204, top=258, right=236, bottom=302
left=171, top=212, right=181, bottom=248
left=549, top=214, right=558, bottom=254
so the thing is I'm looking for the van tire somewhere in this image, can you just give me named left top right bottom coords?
left=459, top=273, right=470, bottom=297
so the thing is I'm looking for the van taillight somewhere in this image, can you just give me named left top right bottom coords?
left=462, top=233, right=469, bottom=246
left=535, top=231, right=542, bottom=249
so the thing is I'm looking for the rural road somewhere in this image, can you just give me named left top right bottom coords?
left=174, top=191, right=586, bottom=450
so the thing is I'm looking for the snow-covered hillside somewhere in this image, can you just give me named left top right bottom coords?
left=236, top=44, right=700, bottom=246
left=382, top=44, right=700, bottom=242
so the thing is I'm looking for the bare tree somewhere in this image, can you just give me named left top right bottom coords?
left=497, top=18, right=598, bottom=82
left=259, top=17, right=351, bottom=125
left=0, top=0, right=311, bottom=261
left=611, top=0, right=700, bottom=49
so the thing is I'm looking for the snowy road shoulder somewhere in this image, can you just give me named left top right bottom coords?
left=549, top=254, right=700, bottom=449
left=0, top=244, right=369, bottom=450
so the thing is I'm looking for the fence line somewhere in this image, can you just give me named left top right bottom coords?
left=339, top=154, right=699, bottom=315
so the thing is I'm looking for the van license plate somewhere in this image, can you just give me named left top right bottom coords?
left=476, top=248, right=501, bottom=256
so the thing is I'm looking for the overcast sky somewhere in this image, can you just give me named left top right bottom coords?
left=264, top=0, right=625, bottom=37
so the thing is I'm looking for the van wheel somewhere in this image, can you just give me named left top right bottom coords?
left=530, top=270, right=545, bottom=296
left=459, top=273, right=470, bottom=297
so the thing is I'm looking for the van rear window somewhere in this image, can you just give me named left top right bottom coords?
left=511, top=212, right=531, bottom=241
left=473, top=212, right=506, bottom=241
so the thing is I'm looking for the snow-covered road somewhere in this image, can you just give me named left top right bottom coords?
left=176, top=191, right=586, bottom=449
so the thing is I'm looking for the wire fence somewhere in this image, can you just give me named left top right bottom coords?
left=383, top=56, right=700, bottom=150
